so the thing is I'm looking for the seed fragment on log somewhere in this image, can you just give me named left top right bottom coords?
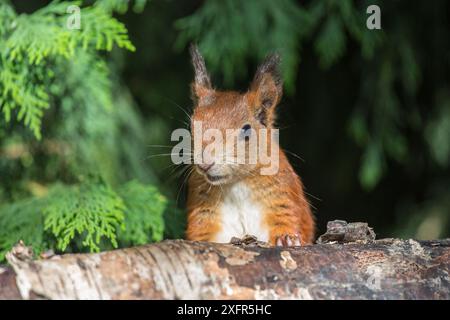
left=1, top=237, right=449, bottom=300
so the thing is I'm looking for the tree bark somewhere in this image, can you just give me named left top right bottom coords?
left=1, top=234, right=449, bottom=300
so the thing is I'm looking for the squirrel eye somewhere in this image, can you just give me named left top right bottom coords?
left=240, top=124, right=252, bottom=141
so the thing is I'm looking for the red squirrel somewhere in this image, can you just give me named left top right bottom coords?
left=185, top=45, right=314, bottom=246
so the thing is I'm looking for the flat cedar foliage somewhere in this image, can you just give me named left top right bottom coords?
left=0, top=0, right=449, bottom=262
left=0, top=0, right=169, bottom=261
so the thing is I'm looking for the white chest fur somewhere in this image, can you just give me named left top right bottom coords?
left=214, top=182, right=269, bottom=243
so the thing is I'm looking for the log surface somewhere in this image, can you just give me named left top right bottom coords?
left=1, top=237, right=449, bottom=300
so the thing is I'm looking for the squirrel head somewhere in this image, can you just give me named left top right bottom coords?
left=189, top=44, right=282, bottom=185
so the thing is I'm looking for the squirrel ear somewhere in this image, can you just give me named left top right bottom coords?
left=190, top=44, right=214, bottom=106
left=249, top=53, right=283, bottom=126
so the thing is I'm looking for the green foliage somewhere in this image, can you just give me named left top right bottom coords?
left=0, top=0, right=135, bottom=139
left=0, top=55, right=50, bottom=140
left=176, top=0, right=311, bottom=92
left=97, top=0, right=149, bottom=14
left=315, top=14, right=346, bottom=68
left=348, top=36, right=421, bottom=190
left=175, top=0, right=380, bottom=92
left=426, top=90, right=450, bottom=167
left=0, top=0, right=157, bottom=189
left=118, top=180, right=166, bottom=245
left=0, top=178, right=166, bottom=262
left=358, top=142, right=384, bottom=190
left=43, top=179, right=126, bottom=252
left=0, top=0, right=170, bottom=263
left=0, top=198, right=46, bottom=261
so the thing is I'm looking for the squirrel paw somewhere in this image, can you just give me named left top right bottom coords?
left=275, top=234, right=302, bottom=247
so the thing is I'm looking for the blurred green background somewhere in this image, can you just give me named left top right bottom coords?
left=0, top=0, right=449, bottom=260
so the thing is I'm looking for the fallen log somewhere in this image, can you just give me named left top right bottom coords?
left=0, top=222, right=449, bottom=300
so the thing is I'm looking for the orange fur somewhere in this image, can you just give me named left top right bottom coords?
left=186, top=150, right=315, bottom=245
left=185, top=46, right=315, bottom=246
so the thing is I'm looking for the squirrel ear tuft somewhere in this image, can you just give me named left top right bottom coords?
left=251, top=53, right=283, bottom=109
left=190, top=44, right=214, bottom=106
left=249, top=53, right=283, bottom=125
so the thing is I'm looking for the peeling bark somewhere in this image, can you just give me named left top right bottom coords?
left=0, top=266, right=21, bottom=299
left=1, top=236, right=449, bottom=300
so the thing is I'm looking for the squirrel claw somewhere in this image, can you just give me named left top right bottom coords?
left=275, top=234, right=302, bottom=247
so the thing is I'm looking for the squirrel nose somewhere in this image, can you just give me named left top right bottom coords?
left=198, top=162, right=214, bottom=173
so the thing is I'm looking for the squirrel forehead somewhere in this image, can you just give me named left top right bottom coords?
left=192, top=92, right=250, bottom=128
